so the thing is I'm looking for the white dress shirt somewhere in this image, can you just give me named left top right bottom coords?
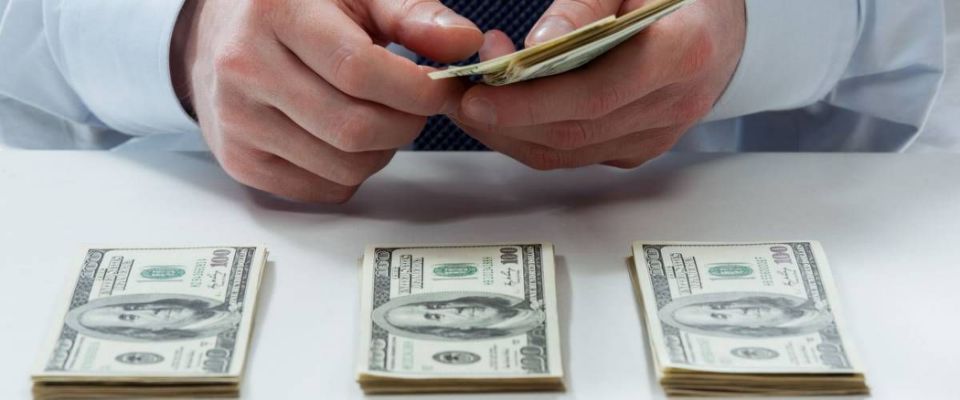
left=912, top=0, right=959, bottom=153
left=0, top=0, right=948, bottom=152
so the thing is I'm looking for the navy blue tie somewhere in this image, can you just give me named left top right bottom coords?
left=414, top=0, right=553, bottom=151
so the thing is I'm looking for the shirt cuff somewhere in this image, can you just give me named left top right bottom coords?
left=57, top=0, right=199, bottom=136
left=706, top=0, right=861, bottom=122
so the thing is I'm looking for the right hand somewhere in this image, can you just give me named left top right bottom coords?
left=172, top=0, right=483, bottom=202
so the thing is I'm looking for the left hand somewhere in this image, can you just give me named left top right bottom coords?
left=452, top=0, right=746, bottom=169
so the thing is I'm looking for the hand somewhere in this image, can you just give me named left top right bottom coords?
left=453, top=0, right=745, bottom=170
left=172, top=0, right=482, bottom=202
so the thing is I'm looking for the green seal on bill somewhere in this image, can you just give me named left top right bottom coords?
left=140, top=266, right=187, bottom=280
left=432, top=263, right=478, bottom=278
left=707, top=263, right=754, bottom=278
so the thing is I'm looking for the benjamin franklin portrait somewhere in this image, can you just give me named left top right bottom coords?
left=658, top=291, right=833, bottom=338
left=372, top=292, right=545, bottom=341
left=65, top=293, right=241, bottom=342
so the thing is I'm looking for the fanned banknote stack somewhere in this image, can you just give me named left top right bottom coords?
left=630, top=241, right=869, bottom=396
left=32, top=246, right=268, bottom=399
left=356, top=244, right=564, bottom=393
left=429, top=0, right=696, bottom=85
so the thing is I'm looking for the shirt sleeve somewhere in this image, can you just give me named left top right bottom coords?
left=701, top=0, right=946, bottom=152
left=706, top=0, right=862, bottom=121
left=0, top=0, right=198, bottom=139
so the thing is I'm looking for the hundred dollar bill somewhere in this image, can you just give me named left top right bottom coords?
left=33, top=246, right=268, bottom=386
left=429, top=0, right=696, bottom=86
left=631, top=241, right=868, bottom=396
left=357, top=244, right=563, bottom=393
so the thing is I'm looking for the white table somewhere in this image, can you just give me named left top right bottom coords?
left=1, top=151, right=958, bottom=399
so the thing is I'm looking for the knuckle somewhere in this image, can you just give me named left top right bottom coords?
left=283, top=86, right=317, bottom=115
left=329, top=111, right=423, bottom=153
left=387, top=116, right=428, bottom=147
left=331, top=168, right=369, bottom=187
left=326, top=150, right=393, bottom=187
left=671, top=94, right=714, bottom=124
left=253, top=0, right=288, bottom=19
left=214, top=102, right=251, bottom=138
left=581, top=85, right=623, bottom=118
left=329, top=109, right=377, bottom=152
left=330, top=44, right=370, bottom=96
left=520, top=99, right=543, bottom=126
left=548, top=120, right=595, bottom=150
left=213, top=44, right=259, bottom=86
left=410, top=82, right=447, bottom=115
left=249, top=0, right=278, bottom=12
left=644, top=22, right=672, bottom=44
left=401, top=0, right=443, bottom=21
left=522, top=146, right=567, bottom=171
left=285, top=184, right=358, bottom=204
left=649, top=135, right=677, bottom=155
left=644, top=129, right=681, bottom=156
left=324, top=185, right=359, bottom=204
left=334, top=155, right=381, bottom=186
left=400, top=116, right=429, bottom=141
left=678, top=28, right=714, bottom=78
left=218, top=145, right=261, bottom=186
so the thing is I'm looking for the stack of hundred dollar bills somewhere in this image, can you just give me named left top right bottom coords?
left=32, top=246, right=268, bottom=399
left=356, top=244, right=564, bottom=393
left=429, top=0, right=696, bottom=85
left=631, top=241, right=869, bottom=396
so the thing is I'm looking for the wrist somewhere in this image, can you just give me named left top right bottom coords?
left=171, top=0, right=203, bottom=119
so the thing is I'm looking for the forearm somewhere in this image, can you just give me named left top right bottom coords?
left=705, top=0, right=862, bottom=121
left=172, top=0, right=202, bottom=120
left=0, top=0, right=200, bottom=138
left=829, top=0, right=945, bottom=130
left=706, top=0, right=945, bottom=132
left=0, top=0, right=92, bottom=124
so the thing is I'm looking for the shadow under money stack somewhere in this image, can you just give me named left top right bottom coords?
left=32, top=246, right=269, bottom=399
left=630, top=241, right=869, bottom=396
left=356, top=244, right=564, bottom=393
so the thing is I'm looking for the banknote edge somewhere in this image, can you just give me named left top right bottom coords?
left=223, top=246, right=269, bottom=379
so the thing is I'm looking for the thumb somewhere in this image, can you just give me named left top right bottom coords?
left=526, top=0, right=624, bottom=47
left=368, top=0, right=484, bottom=63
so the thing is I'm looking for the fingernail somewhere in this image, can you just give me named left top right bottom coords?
left=529, top=16, right=575, bottom=46
left=464, top=97, right=497, bottom=124
left=479, top=31, right=497, bottom=56
left=434, top=9, right=476, bottom=30
left=478, top=31, right=504, bottom=61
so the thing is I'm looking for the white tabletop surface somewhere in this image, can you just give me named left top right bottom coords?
left=1, top=151, right=958, bottom=399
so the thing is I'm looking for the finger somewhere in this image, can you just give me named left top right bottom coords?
left=467, top=125, right=681, bottom=170
left=367, top=0, right=484, bottom=62
left=275, top=2, right=465, bottom=115
left=453, top=84, right=683, bottom=150
left=257, top=45, right=426, bottom=152
left=218, top=145, right=359, bottom=204
left=461, top=5, right=702, bottom=128
left=479, top=30, right=516, bottom=61
left=527, top=0, right=623, bottom=47
left=604, top=127, right=689, bottom=168
left=248, top=106, right=396, bottom=187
